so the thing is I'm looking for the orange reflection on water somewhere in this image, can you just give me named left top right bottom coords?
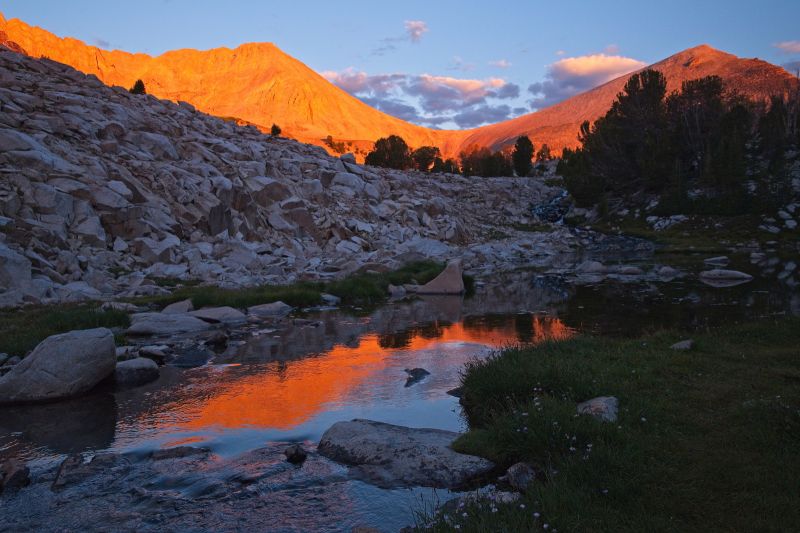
left=171, top=316, right=573, bottom=432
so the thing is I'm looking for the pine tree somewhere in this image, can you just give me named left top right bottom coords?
left=129, top=79, right=146, bottom=95
left=511, top=136, right=534, bottom=176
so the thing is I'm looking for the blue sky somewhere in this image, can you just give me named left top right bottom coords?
left=3, top=0, right=800, bottom=128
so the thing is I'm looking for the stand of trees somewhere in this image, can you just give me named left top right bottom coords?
left=558, top=69, right=800, bottom=214
left=129, top=79, right=146, bottom=95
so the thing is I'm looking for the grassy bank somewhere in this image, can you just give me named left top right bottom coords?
left=0, top=306, right=130, bottom=357
left=421, top=318, right=800, bottom=532
left=0, top=261, right=471, bottom=357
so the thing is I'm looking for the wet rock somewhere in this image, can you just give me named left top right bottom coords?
left=115, top=357, right=159, bottom=387
left=189, top=306, right=247, bottom=325
left=170, top=346, right=213, bottom=368
left=670, top=339, right=694, bottom=351
left=203, top=330, right=229, bottom=349
left=320, top=293, right=341, bottom=306
left=577, top=260, right=606, bottom=274
left=138, top=344, right=169, bottom=364
left=162, top=298, right=194, bottom=314
left=248, top=301, right=293, bottom=318
left=52, top=453, right=121, bottom=490
left=576, top=396, right=619, bottom=423
left=0, top=459, right=30, bottom=494
left=284, top=444, right=308, bottom=464
left=318, top=419, right=494, bottom=488
left=150, top=446, right=209, bottom=460
left=416, top=260, right=464, bottom=295
left=502, top=462, right=536, bottom=491
left=703, top=256, right=729, bottom=266
left=127, top=312, right=211, bottom=335
left=404, top=367, right=430, bottom=387
left=446, top=386, right=464, bottom=398
left=0, top=328, right=116, bottom=405
left=699, top=269, right=753, bottom=287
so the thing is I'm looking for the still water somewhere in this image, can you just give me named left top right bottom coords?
left=0, top=254, right=797, bottom=531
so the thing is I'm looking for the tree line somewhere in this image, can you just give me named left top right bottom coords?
left=558, top=69, right=800, bottom=214
left=363, top=134, right=552, bottom=176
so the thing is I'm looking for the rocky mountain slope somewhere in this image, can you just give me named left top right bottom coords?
left=0, top=47, right=572, bottom=308
left=2, top=13, right=796, bottom=158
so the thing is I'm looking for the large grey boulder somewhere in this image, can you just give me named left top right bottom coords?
left=0, top=328, right=116, bottom=404
left=318, top=419, right=493, bottom=488
left=115, top=357, right=159, bottom=387
left=0, top=243, right=32, bottom=291
left=127, top=312, right=211, bottom=336
left=415, top=260, right=465, bottom=295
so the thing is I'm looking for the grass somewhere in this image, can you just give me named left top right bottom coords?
left=0, top=261, right=473, bottom=357
left=588, top=213, right=800, bottom=254
left=419, top=318, right=800, bottom=532
left=0, top=306, right=130, bottom=357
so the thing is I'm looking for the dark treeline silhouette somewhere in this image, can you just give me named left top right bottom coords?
left=365, top=133, right=546, bottom=177
left=558, top=69, right=800, bottom=214
left=129, top=79, right=146, bottom=95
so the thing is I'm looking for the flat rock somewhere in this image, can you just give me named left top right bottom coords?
left=115, top=357, right=159, bottom=387
left=416, top=260, right=465, bottom=295
left=703, top=256, right=729, bottom=266
left=127, top=312, right=211, bottom=336
left=699, top=269, right=754, bottom=287
left=576, top=396, right=619, bottom=423
left=189, top=306, right=247, bottom=324
left=248, top=301, right=293, bottom=318
left=162, top=299, right=194, bottom=314
left=317, top=419, right=493, bottom=488
left=0, top=328, right=115, bottom=404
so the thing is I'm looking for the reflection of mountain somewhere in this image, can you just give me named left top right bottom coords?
left=148, top=313, right=572, bottom=433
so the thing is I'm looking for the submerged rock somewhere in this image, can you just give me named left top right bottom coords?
left=284, top=444, right=308, bottom=465
left=404, top=367, right=430, bottom=387
left=576, top=396, right=619, bottom=423
left=318, top=419, right=493, bottom=488
left=0, top=328, right=115, bottom=405
left=416, top=260, right=465, bottom=295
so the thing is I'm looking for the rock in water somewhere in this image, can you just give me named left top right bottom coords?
left=576, top=396, right=619, bottom=423
left=284, top=444, right=308, bottom=464
left=115, top=357, right=159, bottom=387
left=248, top=301, right=293, bottom=318
left=189, top=306, right=247, bottom=325
left=317, top=419, right=493, bottom=488
left=404, top=367, right=430, bottom=387
left=699, top=269, right=753, bottom=287
left=0, top=459, right=30, bottom=493
left=703, top=256, right=729, bottom=266
left=416, top=260, right=465, bottom=295
left=0, top=328, right=116, bottom=404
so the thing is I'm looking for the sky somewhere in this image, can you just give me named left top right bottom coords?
left=3, top=0, right=800, bottom=129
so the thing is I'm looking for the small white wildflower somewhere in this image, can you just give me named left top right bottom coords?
left=641, top=417, right=647, bottom=422
left=519, top=504, right=526, bottom=509
left=543, top=524, right=550, bottom=530
left=534, top=512, right=541, bottom=518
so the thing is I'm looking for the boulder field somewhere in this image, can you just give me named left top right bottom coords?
left=0, top=48, right=575, bottom=309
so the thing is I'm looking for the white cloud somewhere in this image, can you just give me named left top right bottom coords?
left=489, top=59, right=512, bottom=68
left=324, top=69, right=522, bottom=128
left=404, top=20, right=428, bottom=43
left=528, top=53, right=646, bottom=108
left=774, top=41, right=800, bottom=54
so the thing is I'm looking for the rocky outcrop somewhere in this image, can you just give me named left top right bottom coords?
left=576, top=396, right=619, bottom=423
left=318, top=419, right=494, bottom=488
left=0, top=48, right=571, bottom=308
left=0, top=328, right=115, bottom=404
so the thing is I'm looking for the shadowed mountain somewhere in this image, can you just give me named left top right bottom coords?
left=1, top=12, right=797, bottom=159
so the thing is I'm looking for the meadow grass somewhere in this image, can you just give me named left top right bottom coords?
left=419, top=318, right=800, bottom=532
